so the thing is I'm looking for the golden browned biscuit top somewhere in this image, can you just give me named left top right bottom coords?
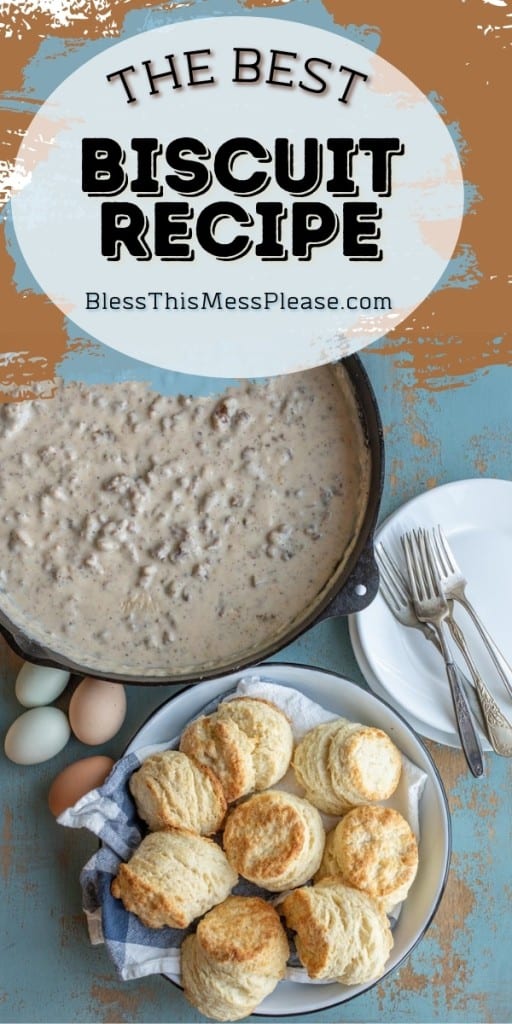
left=129, top=749, right=227, bottom=834
left=225, top=796, right=304, bottom=877
left=281, top=878, right=393, bottom=984
left=179, top=713, right=256, bottom=802
left=110, top=827, right=237, bottom=929
left=215, top=697, right=293, bottom=789
left=333, top=804, right=418, bottom=905
left=329, top=726, right=402, bottom=803
left=197, top=895, right=289, bottom=969
left=181, top=894, right=289, bottom=1020
left=223, top=790, right=325, bottom=891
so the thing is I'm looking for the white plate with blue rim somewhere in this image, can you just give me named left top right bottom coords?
left=349, top=478, right=512, bottom=749
left=124, top=661, right=451, bottom=1016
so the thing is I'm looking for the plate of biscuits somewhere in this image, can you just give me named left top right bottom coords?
left=97, top=663, right=450, bottom=1019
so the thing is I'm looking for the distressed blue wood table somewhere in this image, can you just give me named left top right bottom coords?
left=2, top=347, right=512, bottom=1024
left=1, top=0, right=511, bottom=1014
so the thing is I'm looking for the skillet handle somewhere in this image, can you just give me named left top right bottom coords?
left=315, top=537, right=379, bottom=621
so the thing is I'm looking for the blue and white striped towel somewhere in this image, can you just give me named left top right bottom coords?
left=58, top=678, right=427, bottom=984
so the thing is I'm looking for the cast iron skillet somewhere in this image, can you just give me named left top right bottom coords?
left=0, top=355, right=384, bottom=684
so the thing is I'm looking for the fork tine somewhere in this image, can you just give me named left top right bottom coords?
left=413, top=530, right=429, bottom=596
left=429, top=526, right=449, bottom=577
left=375, top=550, right=404, bottom=613
left=413, top=529, right=430, bottom=597
left=402, top=531, right=423, bottom=603
left=375, top=543, right=410, bottom=603
left=378, top=573, right=402, bottom=614
left=423, top=529, right=448, bottom=597
left=436, top=525, right=457, bottom=573
left=419, top=528, right=440, bottom=596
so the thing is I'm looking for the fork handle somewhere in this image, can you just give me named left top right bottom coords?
left=456, top=595, right=512, bottom=701
left=447, top=618, right=512, bottom=757
left=436, top=622, right=485, bottom=777
left=445, top=661, right=485, bottom=776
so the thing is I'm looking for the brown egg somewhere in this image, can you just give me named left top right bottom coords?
left=69, top=676, right=127, bottom=745
left=48, top=755, right=115, bottom=816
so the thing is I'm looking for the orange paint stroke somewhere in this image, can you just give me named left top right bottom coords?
left=371, top=334, right=512, bottom=391
left=0, top=0, right=509, bottom=393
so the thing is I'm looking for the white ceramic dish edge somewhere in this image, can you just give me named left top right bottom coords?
left=124, top=662, right=452, bottom=1018
left=348, top=616, right=463, bottom=749
left=348, top=478, right=512, bottom=748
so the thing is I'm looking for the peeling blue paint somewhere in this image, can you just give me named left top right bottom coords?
left=3, top=206, right=41, bottom=294
left=7, top=346, right=512, bottom=1024
left=124, top=0, right=381, bottom=51
left=427, top=89, right=447, bottom=116
left=463, top=181, right=483, bottom=214
left=1, top=0, right=381, bottom=114
left=1, top=5, right=510, bottom=1023
left=446, top=120, right=470, bottom=164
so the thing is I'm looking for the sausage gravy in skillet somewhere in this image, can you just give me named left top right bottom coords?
left=0, top=364, right=370, bottom=676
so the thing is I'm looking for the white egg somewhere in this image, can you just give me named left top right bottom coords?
left=15, top=662, right=71, bottom=708
left=4, top=707, right=71, bottom=765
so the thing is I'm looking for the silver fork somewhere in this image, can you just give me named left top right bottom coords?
left=376, top=542, right=436, bottom=641
left=376, top=541, right=462, bottom=667
left=377, top=541, right=512, bottom=755
left=431, top=526, right=512, bottom=701
left=402, top=528, right=484, bottom=777
left=426, top=529, right=512, bottom=756
left=376, top=543, right=482, bottom=721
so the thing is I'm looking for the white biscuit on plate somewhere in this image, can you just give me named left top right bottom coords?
left=281, top=877, right=393, bottom=985
left=292, top=717, right=402, bottom=813
left=129, top=749, right=227, bottom=835
left=328, top=725, right=402, bottom=806
left=319, top=805, right=419, bottom=912
left=215, top=696, right=293, bottom=789
left=222, top=790, right=325, bottom=892
left=181, top=895, right=289, bottom=1021
left=292, top=718, right=354, bottom=814
left=179, top=712, right=256, bottom=802
left=110, top=827, right=237, bottom=929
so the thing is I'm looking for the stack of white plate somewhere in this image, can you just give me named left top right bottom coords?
left=349, top=478, right=512, bottom=750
